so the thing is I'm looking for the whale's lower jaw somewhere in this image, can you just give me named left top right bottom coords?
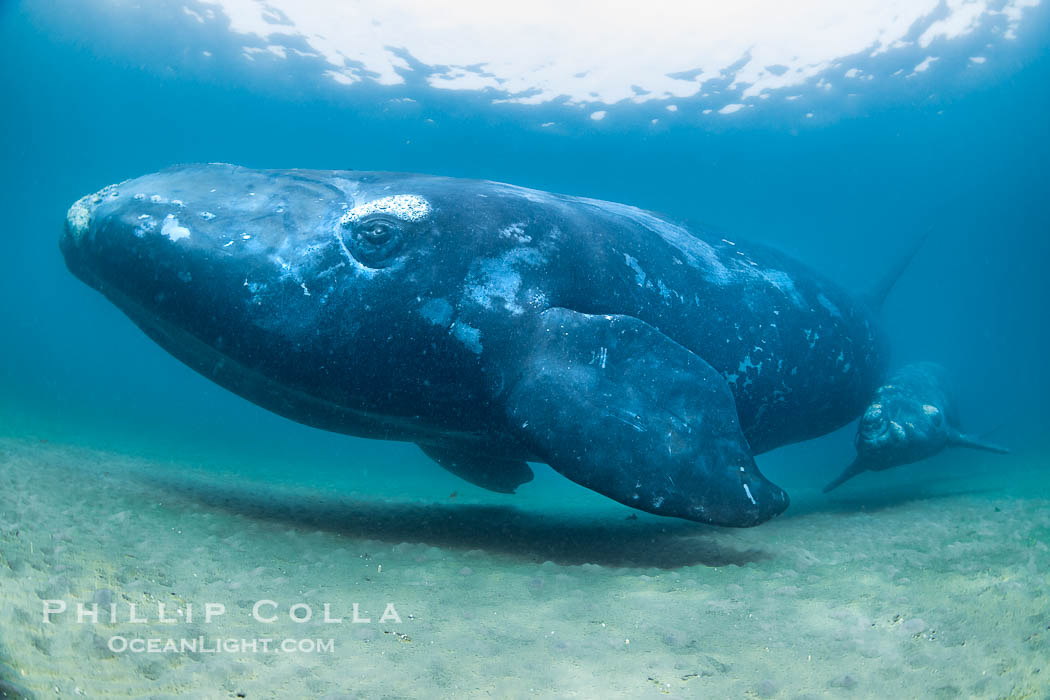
left=81, top=270, right=495, bottom=449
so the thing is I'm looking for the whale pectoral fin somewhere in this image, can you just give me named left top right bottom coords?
left=503, top=307, right=788, bottom=527
left=417, top=443, right=534, bottom=494
left=822, top=458, right=868, bottom=493
left=948, top=431, right=1011, bottom=455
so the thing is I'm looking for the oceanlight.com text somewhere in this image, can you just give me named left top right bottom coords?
left=106, top=636, right=336, bottom=654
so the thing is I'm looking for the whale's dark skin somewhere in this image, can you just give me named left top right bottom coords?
left=61, top=164, right=890, bottom=526
left=823, top=362, right=1009, bottom=492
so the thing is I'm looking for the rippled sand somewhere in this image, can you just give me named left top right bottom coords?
left=0, top=436, right=1047, bottom=699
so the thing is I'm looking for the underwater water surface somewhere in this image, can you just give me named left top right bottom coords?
left=1, top=1, right=1049, bottom=697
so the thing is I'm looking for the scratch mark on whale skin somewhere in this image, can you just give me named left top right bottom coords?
left=584, top=198, right=732, bottom=283
left=624, top=253, right=647, bottom=286
left=817, top=292, right=843, bottom=319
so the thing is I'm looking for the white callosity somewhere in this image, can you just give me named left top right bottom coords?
left=66, top=198, right=92, bottom=240
left=65, top=183, right=123, bottom=240
left=340, top=195, right=432, bottom=225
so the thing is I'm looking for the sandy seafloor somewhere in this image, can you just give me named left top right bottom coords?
left=0, top=432, right=1047, bottom=700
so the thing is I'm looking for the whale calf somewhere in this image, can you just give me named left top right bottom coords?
left=61, top=164, right=893, bottom=526
left=823, top=362, right=1008, bottom=493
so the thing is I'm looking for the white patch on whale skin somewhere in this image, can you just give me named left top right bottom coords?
left=341, top=194, right=431, bottom=224
left=420, top=298, right=454, bottom=327
left=743, top=483, right=757, bottom=505
left=525, top=288, right=548, bottom=309
left=466, top=261, right=523, bottom=313
left=450, top=322, right=483, bottom=354
left=463, top=248, right=544, bottom=315
left=499, top=222, right=532, bottom=243
left=161, top=214, right=191, bottom=242
left=739, top=354, right=762, bottom=375
left=134, top=214, right=157, bottom=238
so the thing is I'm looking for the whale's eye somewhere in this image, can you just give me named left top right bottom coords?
left=359, top=220, right=395, bottom=244
left=340, top=215, right=405, bottom=267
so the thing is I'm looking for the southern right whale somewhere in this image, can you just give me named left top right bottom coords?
left=824, top=362, right=1009, bottom=493
left=62, top=164, right=908, bottom=526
